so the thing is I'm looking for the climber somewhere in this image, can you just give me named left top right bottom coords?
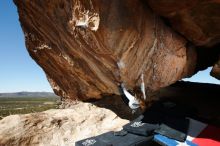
left=120, top=83, right=140, bottom=113
left=120, top=74, right=147, bottom=113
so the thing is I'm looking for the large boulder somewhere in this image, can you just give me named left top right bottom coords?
left=14, top=0, right=196, bottom=103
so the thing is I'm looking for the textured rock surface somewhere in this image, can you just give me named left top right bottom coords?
left=0, top=102, right=128, bottom=146
left=14, top=0, right=197, bottom=102
left=147, top=0, right=220, bottom=47
left=211, top=57, right=220, bottom=80
left=147, top=0, right=220, bottom=80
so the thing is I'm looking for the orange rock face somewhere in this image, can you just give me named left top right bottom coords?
left=147, top=0, right=220, bottom=47
left=14, top=0, right=197, bottom=101
left=147, top=0, right=220, bottom=80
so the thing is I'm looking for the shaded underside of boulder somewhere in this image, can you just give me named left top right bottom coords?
left=14, top=0, right=198, bottom=103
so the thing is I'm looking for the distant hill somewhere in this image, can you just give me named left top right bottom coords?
left=0, top=92, right=59, bottom=98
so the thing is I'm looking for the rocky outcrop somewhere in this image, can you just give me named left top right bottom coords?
left=5, top=1, right=220, bottom=145
left=0, top=102, right=128, bottom=146
left=14, top=0, right=197, bottom=104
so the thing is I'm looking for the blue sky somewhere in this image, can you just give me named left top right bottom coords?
left=183, top=67, right=219, bottom=84
left=0, top=0, right=53, bottom=92
left=0, top=1, right=219, bottom=93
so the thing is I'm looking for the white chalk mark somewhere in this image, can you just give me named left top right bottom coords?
left=140, top=74, right=146, bottom=100
left=117, top=60, right=125, bottom=69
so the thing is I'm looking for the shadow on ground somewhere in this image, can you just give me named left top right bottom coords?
left=158, top=81, right=220, bottom=127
